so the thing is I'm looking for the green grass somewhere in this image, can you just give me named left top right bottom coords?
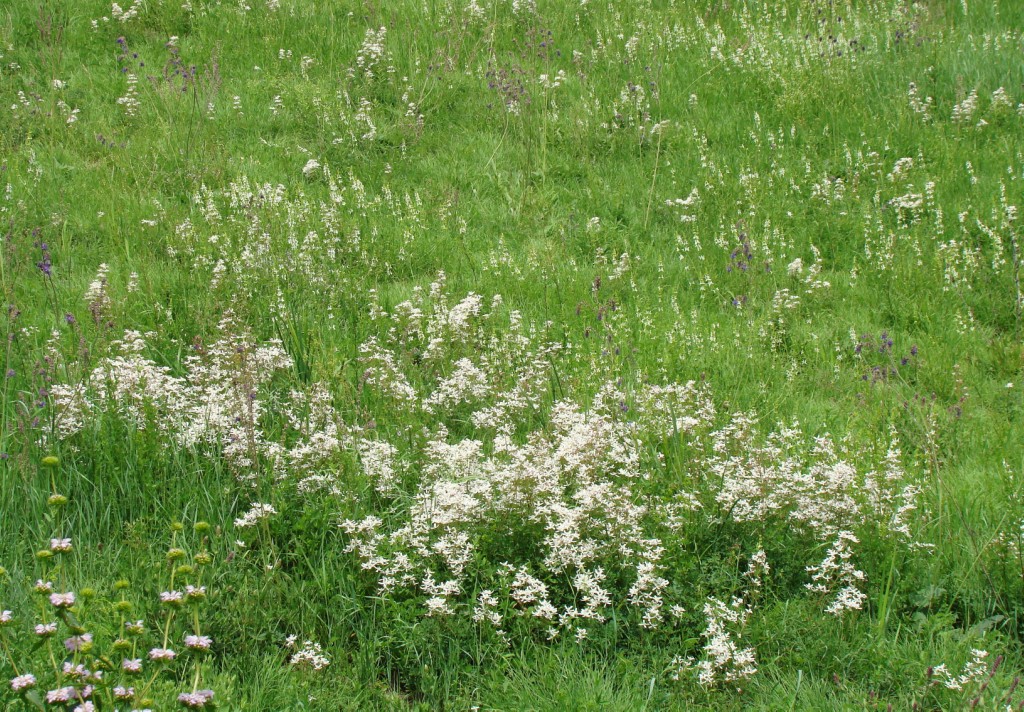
left=1, top=0, right=1024, bottom=709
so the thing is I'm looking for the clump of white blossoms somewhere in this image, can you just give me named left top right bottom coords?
left=349, top=26, right=392, bottom=81
left=343, top=330, right=717, bottom=635
left=43, top=272, right=931, bottom=689
left=49, top=312, right=293, bottom=478
left=805, top=531, right=867, bottom=616
left=707, top=416, right=922, bottom=544
left=234, top=503, right=277, bottom=528
left=673, top=597, right=757, bottom=688
left=932, top=649, right=993, bottom=691
left=287, top=636, right=330, bottom=671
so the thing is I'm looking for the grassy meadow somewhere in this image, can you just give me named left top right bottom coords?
left=1, top=0, right=1024, bottom=708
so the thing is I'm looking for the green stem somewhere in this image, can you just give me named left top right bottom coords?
left=0, top=633, right=20, bottom=676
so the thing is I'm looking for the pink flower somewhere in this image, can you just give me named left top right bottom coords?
left=160, top=590, right=184, bottom=605
left=177, top=689, right=215, bottom=708
left=46, top=686, right=76, bottom=703
left=50, top=538, right=73, bottom=553
left=122, top=658, right=143, bottom=673
left=0, top=610, right=11, bottom=625
left=50, top=592, right=75, bottom=608
left=35, top=622, right=58, bottom=636
left=114, top=686, right=135, bottom=700
left=62, top=662, right=89, bottom=679
left=148, top=647, right=176, bottom=661
left=34, top=579, right=53, bottom=593
left=10, top=674, right=36, bottom=691
left=64, top=632, right=93, bottom=652
left=184, top=634, right=212, bottom=650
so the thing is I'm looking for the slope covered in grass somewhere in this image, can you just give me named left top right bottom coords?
left=1, top=0, right=1024, bottom=709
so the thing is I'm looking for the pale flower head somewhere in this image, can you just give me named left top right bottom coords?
left=148, top=647, right=176, bottom=661
left=50, top=592, right=75, bottom=608
left=10, top=674, right=36, bottom=691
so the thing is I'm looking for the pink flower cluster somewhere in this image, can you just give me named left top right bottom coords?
left=178, top=689, right=215, bottom=708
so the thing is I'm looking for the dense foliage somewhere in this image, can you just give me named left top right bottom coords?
left=1, top=0, right=1024, bottom=708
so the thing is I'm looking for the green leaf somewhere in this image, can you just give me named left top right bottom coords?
left=23, top=690, right=46, bottom=711
left=969, top=615, right=1005, bottom=636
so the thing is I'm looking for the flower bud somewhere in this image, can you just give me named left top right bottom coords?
left=166, top=547, right=186, bottom=561
left=36, top=549, right=54, bottom=560
left=41, top=455, right=59, bottom=468
left=194, top=521, right=211, bottom=533
left=114, top=579, right=130, bottom=590
left=175, top=564, right=194, bottom=576
left=114, top=600, right=132, bottom=613
left=171, top=522, right=184, bottom=532
left=47, top=494, right=69, bottom=507
left=80, top=587, right=96, bottom=600
left=194, top=551, right=213, bottom=566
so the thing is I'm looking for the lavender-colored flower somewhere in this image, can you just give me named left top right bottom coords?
left=184, top=634, right=212, bottom=650
left=122, top=658, right=143, bottom=673
left=177, top=689, right=215, bottom=708
left=50, top=537, right=73, bottom=552
left=0, top=610, right=11, bottom=625
left=114, top=686, right=135, bottom=700
left=878, top=331, right=893, bottom=353
left=160, top=590, right=184, bottom=604
left=126, top=619, right=145, bottom=634
left=64, top=633, right=93, bottom=652
left=148, top=647, right=176, bottom=661
left=34, top=579, right=54, bottom=593
left=10, top=674, right=36, bottom=691
left=46, top=686, right=77, bottom=703
left=35, top=622, right=57, bottom=636
left=50, top=591, right=75, bottom=608
left=74, top=703, right=96, bottom=712
left=65, top=671, right=98, bottom=689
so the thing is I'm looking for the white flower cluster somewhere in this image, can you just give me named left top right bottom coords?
left=709, top=416, right=921, bottom=543
left=951, top=89, right=979, bottom=124
left=360, top=276, right=564, bottom=431
left=342, top=373, right=715, bottom=634
left=116, top=73, right=140, bottom=117
left=234, top=503, right=277, bottom=528
left=932, top=649, right=991, bottom=691
left=805, top=531, right=867, bottom=616
left=673, top=597, right=757, bottom=688
left=111, top=0, right=143, bottom=23
left=49, top=314, right=292, bottom=474
left=350, top=27, right=392, bottom=81
left=286, top=636, right=330, bottom=671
